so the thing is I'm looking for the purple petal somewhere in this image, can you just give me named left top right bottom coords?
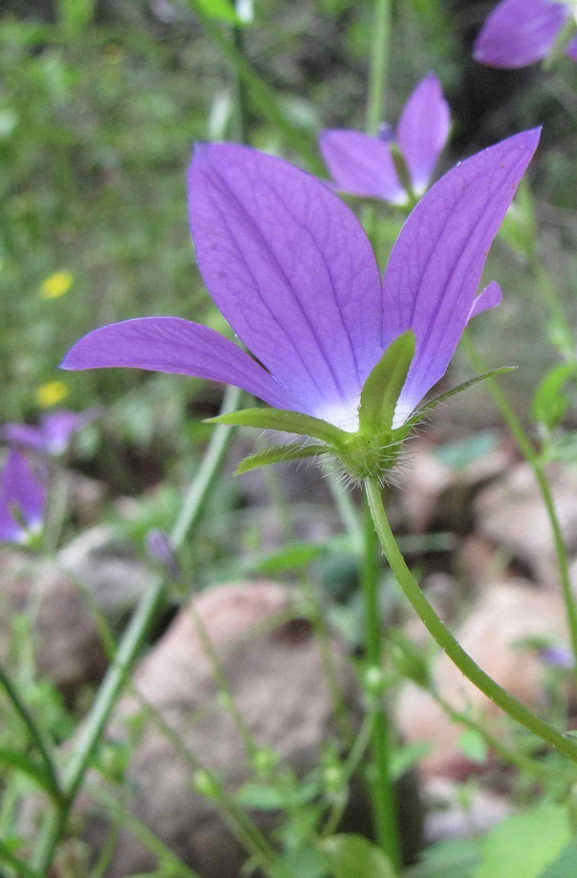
left=61, top=317, right=298, bottom=412
left=188, top=143, right=384, bottom=429
left=565, top=33, right=577, bottom=62
left=2, top=451, right=45, bottom=533
left=396, top=74, right=451, bottom=196
left=318, top=130, right=408, bottom=205
left=467, top=281, right=503, bottom=322
left=0, top=496, right=25, bottom=544
left=41, top=409, right=99, bottom=454
left=381, top=129, right=541, bottom=425
left=473, top=0, right=569, bottom=69
left=2, top=423, right=48, bottom=452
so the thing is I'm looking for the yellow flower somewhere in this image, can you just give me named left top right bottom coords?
left=36, top=381, right=69, bottom=408
left=40, top=270, right=74, bottom=300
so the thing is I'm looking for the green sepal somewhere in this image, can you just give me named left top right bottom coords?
left=205, top=407, right=345, bottom=446
left=358, top=330, right=416, bottom=435
left=407, top=366, right=516, bottom=426
left=235, top=442, right=329, bottom=475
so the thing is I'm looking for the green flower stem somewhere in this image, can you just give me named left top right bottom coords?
left=366, top=0, right=393, bottom=135
left=188, top=0, right=322, bottom=172
left=32, top=386, right=244, bottom=874
left=0, top=665, right=61, bottom=801
left=232, top=0, right=250, bottom=145
left=364, top=476, right=577, bottom=764
left=463, top=335, right=577, bottom=683
left=361, top=501, right=401, bottom=871
left=321, top=711, right=376, bottom=838
left=171, top=385, right=241, bottom=549
left=432, top=692, right=566, bottom=786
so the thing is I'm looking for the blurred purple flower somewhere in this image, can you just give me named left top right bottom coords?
left=538, top=644, right=574, bottom=669
left=474, top=0, right=577, bottom=69
left=61, top=130, right=539, bottom=435
left=2, top=408, right=100, bottom=456
left=319, top=74, right=450, bottom=205
left=0, top=451, right=46, bottom=545
left=145, top=528, right=181, bottom=579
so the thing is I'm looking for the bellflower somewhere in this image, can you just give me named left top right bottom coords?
left=319, top=74, right=450, bottom=205
left=2, top=408, right=100, bottom=456
left=474, top=0, right=577, bottom=69
left=0, top=451, right=46, bottom=545
left=61, top=130, right=539, bottom=481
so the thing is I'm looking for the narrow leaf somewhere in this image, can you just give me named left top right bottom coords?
left=359, top=331, right=416, bottom=434
left=0, top=747, right=58, bottom=797
left=532, top=363, right=577, bottom=430
left=409, top=367, right=516, bottom=425
left=207, top=408, right=345, bottom=446
left=321, top=834, right=396, bottom=878
left=236, top=443, right=328, bottom=475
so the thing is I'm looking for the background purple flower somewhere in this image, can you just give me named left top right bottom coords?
left=61, top=131, right=539, bottom=436
left=319, top=74, right=450, bottom=204
left=2, top=408, right=100, bottom=456
left=474, top=0, right=577, bottom=69
left=0, top=451, right=46, bottom=544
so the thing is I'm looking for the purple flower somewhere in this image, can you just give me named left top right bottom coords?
left=474, top=0, right=577, bottom=69
left=2, top=408, right=100, bottom=456
left=538, top=644, right=574, bottom=669
left=61, top=131, right=539, bottom=477
left=0, top=451, right=46, bottom=545
left=319, top=74, right=450, bottom=205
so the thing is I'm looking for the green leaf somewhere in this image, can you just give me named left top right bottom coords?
left=532, top=363, right=577, bottom=430
left=321, top=834, right=396, bottom=878
left=389, top=741, right=431, bottom=779
left=541, top=841, right=577, bottom=877
left=252, top=541, right=328, bottom=574
left=235, top=783, right=285, bottom=810
left=359, top=331, right=415, bottom=434
left=409, top=367, right=516, bottom=425
left=207, top=407, right=345, bottom=445
left=58, top=0, right=95, bottom=33
left=235, top=442, right=329, bottom=475
left=475, top=803, right=571, bottom=878
left=185, top=0, right=245, bottom=24
left=0, top=747, right=58, bottom=797
left=457, top=729, right=488, bottom=765
left=405, top=838, right=482, bottom=878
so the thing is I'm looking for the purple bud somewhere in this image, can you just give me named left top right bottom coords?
left=146, top=529, right=181, bottom=579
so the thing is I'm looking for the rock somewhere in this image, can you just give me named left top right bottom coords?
left=474, top=462, right=577, bottom=588
left=59, top=526, right=156, bottom=621
left=0, top=550, right=107, bottom=693
left=399, top=434, right=514, bottom=533
left=423, top=777, right=514, bottom=842
left=396, top=579, right=569, bottom=777
left=65, top=472, right=108, bottom=526
left=78, top=582, right=373, bottom=877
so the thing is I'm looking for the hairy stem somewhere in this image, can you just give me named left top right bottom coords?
left=364, top=476, right=577, bottom=764
left=361, top=502, right=401, bottom=870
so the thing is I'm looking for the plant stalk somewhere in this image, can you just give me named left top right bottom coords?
left=364, top=476, right=577, bottom=764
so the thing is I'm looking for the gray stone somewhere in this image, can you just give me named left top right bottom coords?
left=79, top=581, right=371, bottom=877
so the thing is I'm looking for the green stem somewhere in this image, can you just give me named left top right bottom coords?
left=361, top=502, right=400, bottom=870
left=232, top=0, right=250, bottom=145
left=171, top=385, right=241, bottom=550
left=0, top=666, right=61, bottom=801
left=32, top=577, right=165, bottom=872
left=364, top=476, right=577, bottom=764
left=463, top=335, right=577, bottom=684
left=0, top=839, right=41, bottom=878
left=432, top=693, right=565, bottom=786
left=366, top=0, right=393, bottom=135
left=32, top=386, right=244, bottom=873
